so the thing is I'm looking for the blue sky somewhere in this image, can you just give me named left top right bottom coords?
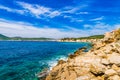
left=0, top=0, right=120, bottom=38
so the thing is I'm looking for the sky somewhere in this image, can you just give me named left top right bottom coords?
left=0, top=0, right=120, bottom=38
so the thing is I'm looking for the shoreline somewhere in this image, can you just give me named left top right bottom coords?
left=45, top=29, right=120, bottom=80
left=0, top=41, right=87, bottom=80
left=37, top=42, right=92, bottom=80
left=0, top=40, right=57, bottom=42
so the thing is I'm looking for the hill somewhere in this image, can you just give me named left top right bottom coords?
left=0, top=34, right=10, bottom=40
left=77, top=35, right=104, bottom=39
left=0, top=34, right=54, bottom=41
left=10, top=37, right=53, bottom=41
left=60, top=35, right=104, bottom=41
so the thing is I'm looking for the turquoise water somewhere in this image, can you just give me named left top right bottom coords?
left=0, top=41, right=92, bottom=80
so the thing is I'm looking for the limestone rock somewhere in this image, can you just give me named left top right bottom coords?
left=108, top=75, right=120, bottom=80
left=57, top=60, right=66, bottom=65
left=76, top=75, right=90, bottom=80
left=105, top=69, right=117, bottom=76
left=101, top=59, right=109, bottom=65
left=108, top=53, right=120, bottom=66
left=45, top=28, right=120, bottom=80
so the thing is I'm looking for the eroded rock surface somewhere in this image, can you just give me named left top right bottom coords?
left=45, top=29, right=120, bottom=80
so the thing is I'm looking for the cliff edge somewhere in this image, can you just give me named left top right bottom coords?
left=45, top=29, right=120, bottom=80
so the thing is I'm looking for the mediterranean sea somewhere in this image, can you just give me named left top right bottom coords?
left=0, top=41, right=92, bottom=80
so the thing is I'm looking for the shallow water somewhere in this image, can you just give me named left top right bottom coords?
left=0, top=41, right=92, bottom=80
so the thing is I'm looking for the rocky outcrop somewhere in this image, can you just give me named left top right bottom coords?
left=36, top=68, right=49, bottom=80
left=45, top=28, right=120, bottom=80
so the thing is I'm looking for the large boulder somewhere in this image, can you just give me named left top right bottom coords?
left=107, top=53, right=120, bottom=66
left=105, top=69, right=117, bottom=76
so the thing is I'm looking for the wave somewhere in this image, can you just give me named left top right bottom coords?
left=47, top=55, right=68, bottom=70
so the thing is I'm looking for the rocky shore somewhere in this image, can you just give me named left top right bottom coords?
left=45, top=29, right=120, bottom=80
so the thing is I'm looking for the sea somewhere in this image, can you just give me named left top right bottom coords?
left=0, top=41, right=92, bottom=80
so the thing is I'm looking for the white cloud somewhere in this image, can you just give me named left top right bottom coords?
left=76, top=12, right=89, bottom=14
left=0, top=18, right=87, bottom=38
left=84, top=23, right=110, bottom=29
left=48, top=11, right=61, bottom=18
left=63, top=15, right=71, bottom=18
left=71, top=19, right=84, bottom=22
left=0, top=2, right=89, bottom=19
left=0, top=18, right=119, bottom=39
left=0, top=5, right=25, bottom=14
left=17, top=2, right=50, bottom=17
left=90, top=16, right=104, bottom=21
left=63, top=7, right=80, bottom=13
left=63, top=5, right=88, bottom=14
left=0, top=5, right=13, bottom=12
left=0, top=2, right=61, bottom=18
left=84, top=24, right=92, bottom=28
left=63, top=15, right=84, bottom=22
left=83, top=23, right=120, bottom=35
left=17, top=1, right=61, bottom=18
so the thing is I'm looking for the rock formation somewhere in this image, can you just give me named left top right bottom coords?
left=45, top=28, right=120, bottom=80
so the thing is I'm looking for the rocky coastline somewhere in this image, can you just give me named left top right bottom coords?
left=40, top=29, right=120, bottom=80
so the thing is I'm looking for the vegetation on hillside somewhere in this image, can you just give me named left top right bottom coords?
left=0, top=34, right=10, bottom=40
left=10, top=37, right=53, bottom=41
left=0, top=34, right=53, bottom=41
left=61, top=35, right=104, bottom=41
left=78, top=35, right=104, bottom=39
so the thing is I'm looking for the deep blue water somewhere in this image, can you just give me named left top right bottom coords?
left=0, top=41, right=92, bottom=80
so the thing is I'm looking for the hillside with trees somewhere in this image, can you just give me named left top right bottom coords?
left=0, top=34, right=53, bottom=41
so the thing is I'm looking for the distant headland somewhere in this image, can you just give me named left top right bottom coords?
left=0, top=34, right=54, bottom=41
left=0, top=34, right=104, bottom=42
left=58, top=35, right=104, bottom=43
